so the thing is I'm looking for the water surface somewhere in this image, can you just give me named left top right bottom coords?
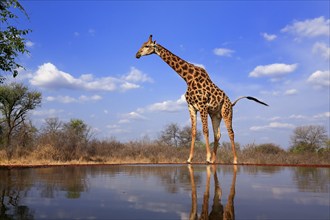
left=0, top=165, right=329, bottom=219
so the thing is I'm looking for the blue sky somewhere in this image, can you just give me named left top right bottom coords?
left=9, top=1, right=330, bottom=148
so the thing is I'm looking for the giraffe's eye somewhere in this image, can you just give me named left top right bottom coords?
left=145, top=45, right=150, bottom=48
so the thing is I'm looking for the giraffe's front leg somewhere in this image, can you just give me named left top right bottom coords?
left=187, top=105, right=197, bottom=163
left=200, top=109, right=212, bottom=163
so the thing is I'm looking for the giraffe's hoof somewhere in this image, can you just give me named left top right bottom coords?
left=206, top=160, right=214, bottom=164
left=233, top=158, right=238, bottom=164
left=187, top=159, right=192, bottom=164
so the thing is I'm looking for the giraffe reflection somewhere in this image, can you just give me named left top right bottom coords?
left=188, top=165, right=237, bottom=220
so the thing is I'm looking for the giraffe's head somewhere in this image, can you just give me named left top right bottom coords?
left=136, top=35, right=157, bottom=59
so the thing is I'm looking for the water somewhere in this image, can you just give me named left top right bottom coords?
left=0, top=165, right=329, bottom=220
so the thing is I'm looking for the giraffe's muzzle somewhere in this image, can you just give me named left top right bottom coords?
left=136, top=52, right=141, bottom=59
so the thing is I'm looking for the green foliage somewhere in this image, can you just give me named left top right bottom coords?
left=254, top=143, right=285, bottom=154
left=0, top=0, right=31, bottom=80
left=0, top=83, right=41, bottom=154
left=38, top=117, right=93, bottom=161
left=290, top=125, right=328, bottom=153
left=64, top=119, right=90, bottom=140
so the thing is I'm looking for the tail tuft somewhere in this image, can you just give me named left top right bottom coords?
left=232, top=96, right=269, bottom=107
left=246, top=96, right=269, bottom=106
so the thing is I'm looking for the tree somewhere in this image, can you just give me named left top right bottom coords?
left=12, top=119, right=37, bottom=155
left=290, top=125, right=328, bottom=153
left=0, top=83, right=41, bottom=156
left=159, top=123, right=181, bottom=147
left=178, top=125, right=202, bottom=147
left=1, top=0, right=31, bottom=81
left=42, top=117, right=62, bottom=134
left=158, top=123, right=202, bottom=147
left=38, top=117, right=63, bottom=148
left=61, top=119, right=93, bottom=160
left=63, top=119, right=92, bottom=142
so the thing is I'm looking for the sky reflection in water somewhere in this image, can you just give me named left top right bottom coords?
left=0, top=165, right=329, bottom=219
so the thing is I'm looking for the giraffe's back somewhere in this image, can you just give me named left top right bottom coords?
left=185, top=69, right=231, bottom=115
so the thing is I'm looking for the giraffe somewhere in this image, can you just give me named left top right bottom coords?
left=136, top=35, right=268, bottom=164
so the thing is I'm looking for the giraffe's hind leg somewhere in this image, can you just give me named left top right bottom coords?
left=211, top=115, right=222, bottom=163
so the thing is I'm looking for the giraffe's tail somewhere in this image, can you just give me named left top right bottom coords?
left=231, top=96, right=269, bottom=107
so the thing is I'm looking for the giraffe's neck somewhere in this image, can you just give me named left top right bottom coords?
left=155, top=44, right=191, bottom=82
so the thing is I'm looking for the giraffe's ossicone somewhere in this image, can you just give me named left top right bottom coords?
left=136, top=35, right=268, bottom=164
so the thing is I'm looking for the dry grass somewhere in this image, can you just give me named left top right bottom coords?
left=0, top=140, right=329, bottom=167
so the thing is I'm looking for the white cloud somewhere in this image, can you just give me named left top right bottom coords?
left=122, top=67, right=153, bottom=83
left=146, top=95, right=186, bottom=112
left=313, top=112, right=330, bottom=119
left=289, top=112, right=330, bottom=120
left=118, top=119, right=130, bottom=124
left=281, top=16, right=330, bottom=38
left=26, top=40, right=35, bottom=48
left=284, top=89, right=298, bottom=95
left=46, top=95, right=76, bottom=103
left=29, top=63, right=152, bottom=91
left=269, top=116, right=282, bottom=121
left=46, top=95, right=102, bottom=103
left=79, top=95, right=102, bottom=102
left=249, top=63, right=298, bottom=78
left=80, top=74, right=94, bottom=81
left=250, top=122, right=295, bottom=131
left=88, top=28, right=96, bottom=36
left=269, top=122, right=295, bottom=129
left=213, top=48, right=235, bottom=57
left=312, top=42, right=330, bottom=60
left=307, top=70, right=330, bottom=88
left=31, top=108, right=64, bottom=117
left=122, top=111, right=147, bottom=120
left=30, top=63, right=77, bottom=89
left=289, top=114, right=307, bottom=119
left=117, top=95, right=187, bottom=126
left=261, top=33, right=277, bottom=41
left=117, top=111, right=147, bottom=124
left=120, top=82, right=140, bottom=91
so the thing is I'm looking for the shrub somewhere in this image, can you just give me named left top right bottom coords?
left=254, top=143, right=285, bottom=154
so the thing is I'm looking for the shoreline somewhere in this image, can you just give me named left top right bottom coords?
left=1, top=162, right=329, bottom=169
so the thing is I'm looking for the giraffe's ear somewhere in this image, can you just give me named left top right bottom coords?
left=153, top=40, right=156, bottom=44
left=148, top=35, right=153, bottom=42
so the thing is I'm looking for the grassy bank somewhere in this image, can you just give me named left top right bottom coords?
left=1, top=140, right=329, bottom=166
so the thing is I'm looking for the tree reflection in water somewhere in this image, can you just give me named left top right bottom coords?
left=189, top=165, right=237, bottom=220
left=0, top=167, right=88, bottom=219
left=0, top=169, right=35, bottom=220
left=0, top=165, right=329, bottom=219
